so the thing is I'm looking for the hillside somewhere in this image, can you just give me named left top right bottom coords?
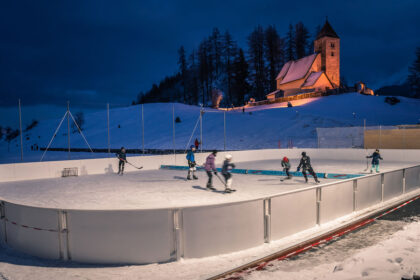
left=1, top=92, right=420, bottom=163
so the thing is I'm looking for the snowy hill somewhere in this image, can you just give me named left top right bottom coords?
left=1, top=92, right=420, bottom=163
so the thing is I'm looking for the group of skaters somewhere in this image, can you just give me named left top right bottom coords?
left=187, top=146, right=235, bottom=193
left=115, top=145, right=383, bottom=188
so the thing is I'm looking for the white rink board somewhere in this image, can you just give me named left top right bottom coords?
left=355, top=175, right=382, bottom=211
left=66, top=209, right=173, bottom=264
left=4, top=202, right=60, bottom=259
left=383, top=170, right=403, bottom=201
left=182, top=200, right=264, bottom=258
left=0, top=149, right=418, bottom=265
left=405, top=166, right=420, bottom=192
left=320, top=181, right=354, bottom=224
left=270, top=189, right=317, bottom=240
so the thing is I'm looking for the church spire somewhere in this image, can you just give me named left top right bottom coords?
left=316, top=18, right=339, bottom=40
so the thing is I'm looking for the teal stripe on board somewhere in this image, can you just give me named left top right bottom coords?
left=160, top=165, right=363, bottom=180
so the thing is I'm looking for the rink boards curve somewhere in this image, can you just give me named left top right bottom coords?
left=0, top=149, right=419, bottom=264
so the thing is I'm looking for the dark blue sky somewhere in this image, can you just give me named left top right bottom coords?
left=1, top=0, right=419, bottom=109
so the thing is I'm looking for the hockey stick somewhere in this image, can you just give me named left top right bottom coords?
left=126, top=161, right=143, bottom=170
left=363, top=149, right=369, bottom=171
left=214, top=173, right=236, bottom=192
left=116, top=155, right=143, bottom=170
left=214, top=173, right=227, bottom=187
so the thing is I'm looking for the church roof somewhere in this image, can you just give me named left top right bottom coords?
left=302, top=71, right=324, bottom=87
left=316, top=20, right=339, bottom=39
left=279, top=53, right=319, bottom=85
left=276, top=61, right=292, bottom=80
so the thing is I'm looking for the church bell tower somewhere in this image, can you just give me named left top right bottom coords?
left=314, top=19, right=340, bottom=87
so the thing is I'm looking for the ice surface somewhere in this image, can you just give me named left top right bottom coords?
left=0, top=159, right=415, bottom=210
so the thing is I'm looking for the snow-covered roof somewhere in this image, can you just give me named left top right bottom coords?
left=302, top=71, right=324, bottom=87
left=276, top=61, right=292, bottom=80
left=279, top=53, right=318, bottom=85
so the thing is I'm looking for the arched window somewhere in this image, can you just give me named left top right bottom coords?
left=331, top=52, right=334, bottom=57
left=331, top=42, right=335, bottom=48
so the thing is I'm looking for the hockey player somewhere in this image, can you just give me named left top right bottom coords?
left=281, top=156, right=292, bottom=181
left=297, top=151, right=320, bottom=183
left=116, top=147, right=127, bottom=175
left=186, top=145, right=198, bottom=180
left=204, top=150, right=218, bottom=190
left=222, top=154, right=236, bottom=192
left=366, top=149, right=383, bottom=173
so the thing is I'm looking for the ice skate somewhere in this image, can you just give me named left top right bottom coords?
left=206, top=183, right=216, bottom=191
left=193, top=174, right=198, bottom=180
left=187, top=176, right=192, bottom=180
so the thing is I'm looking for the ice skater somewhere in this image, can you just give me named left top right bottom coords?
left=222, top=154, right=236, bottom=192
left=204, top=150, right=218, bottom=190
left=281, top=156, right=292, bottom=181
left=366, top=149, right=383, bottom=173
left=186, top=145, right=198, bottom=180
left=297, top=151, right=320, bottom=183
left=116, top=147, right=127, bottom=175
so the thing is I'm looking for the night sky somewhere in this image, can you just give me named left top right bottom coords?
left=1, top=0, right=419, bottom=115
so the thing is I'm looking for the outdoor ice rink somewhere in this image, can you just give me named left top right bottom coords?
left=0, top=158, right=417, bottom=210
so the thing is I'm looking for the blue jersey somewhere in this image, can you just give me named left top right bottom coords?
left=186, top=150, right=195, bottom=162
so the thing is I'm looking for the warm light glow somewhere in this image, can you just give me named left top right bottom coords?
left=218, top=97, right=320, bottom=112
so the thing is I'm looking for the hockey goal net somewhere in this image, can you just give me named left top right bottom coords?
left=62, top=167, right=78, bottom=177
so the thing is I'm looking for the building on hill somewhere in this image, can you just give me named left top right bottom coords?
left=267, top=20, right=340, bottom=100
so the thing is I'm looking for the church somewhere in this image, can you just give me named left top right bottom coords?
left=267, top=20, right=340, bottom=100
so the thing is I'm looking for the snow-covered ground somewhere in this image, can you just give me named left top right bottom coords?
left=2, top=92, right=420, bottom=164
left=0, top=159, right=416, bottom=210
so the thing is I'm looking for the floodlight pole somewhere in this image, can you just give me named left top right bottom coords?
left=18, top=99, right=23, bottom=161
left=224, top=110, right=226, bottom=151
left=107, top=103, right=110, bottom=156
left=200, top=106, right=203, bottom=153
left=142, top=104, right=145, bottom=154
left=172, top=104, right=176, bottom=162
left=67, top=101, right=70, bottom=160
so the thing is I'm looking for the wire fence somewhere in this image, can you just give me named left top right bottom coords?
left=2, top=99, right=420, bottom=163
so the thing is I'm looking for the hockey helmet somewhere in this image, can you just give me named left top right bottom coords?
left=375, top=149, right=379, bottom=152
left=212, top=150, right=218, bottom=155
left=225, top=154, right=232, bottom=160
left=190, top=145, right=195, bottom=149
left=283, top=156, right=289, bottom=162
left=301, top=151, right=306, bottom=156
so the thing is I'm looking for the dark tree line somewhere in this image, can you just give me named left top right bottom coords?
left=136, top=22, right=318, bottom=106
left=408, top=47, right=420, bottom=98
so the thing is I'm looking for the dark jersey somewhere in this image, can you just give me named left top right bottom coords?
left=116, top=151, right=126, bottom=161
left=298, top=156, right=312, bottom=170
left=222, top=160, right=235, bottom=175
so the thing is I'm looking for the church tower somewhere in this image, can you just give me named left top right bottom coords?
left=314, top=20, right=340, bottom=87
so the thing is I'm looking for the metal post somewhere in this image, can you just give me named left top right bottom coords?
left=363, top=119, right=366, bottom=149
left=223, top=111, right=226, bottom=151
left=172, top=104, right=176, bottom=161
left=200, top=108, right=203, bottom=153
left=142, top=104, right=145, bottom=154
left=67, top=101, right=70, bottom=160
left=18, top=99, right=23, bottom=161
left=379, top=125, right=381, bottom=149
left=107, top=103, right=110, bottom=156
